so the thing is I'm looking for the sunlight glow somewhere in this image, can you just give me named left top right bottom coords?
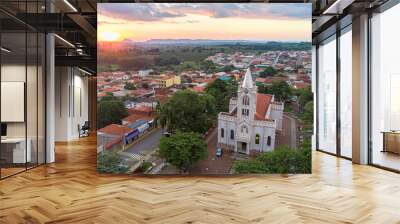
left=100, top=31, right=119, bottom=42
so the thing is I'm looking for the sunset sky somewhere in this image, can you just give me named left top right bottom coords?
left=98, top=3, right=311, bottom=42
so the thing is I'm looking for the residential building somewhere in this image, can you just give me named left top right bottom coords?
left=148, top=75, right=181, bottom=88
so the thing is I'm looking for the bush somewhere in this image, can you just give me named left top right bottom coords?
left=97, top=151, right=129, bottom=173
left=233, top=145, right=311, bottom=174
left=138, top=161, right=153, bottom=173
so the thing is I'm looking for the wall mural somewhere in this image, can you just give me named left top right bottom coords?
left=97, top=3, right=313, bottom=175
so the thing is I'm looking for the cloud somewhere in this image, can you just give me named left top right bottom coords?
left=98, top=4, right=184, bottom=22
left=186, top=20, right=199, bottom=24
left=170, top=3, right=311, bottom=20
left=98, top=21, right=127, bottom=25
left=98, top=3, right=311, bottom=22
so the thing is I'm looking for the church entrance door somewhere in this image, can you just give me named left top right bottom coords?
left=237, top=142, right=247, bottom=154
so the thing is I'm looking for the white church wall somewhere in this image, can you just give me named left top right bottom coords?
left=218, top=119, right=227, bottom=145
left=227, top=121, right=236, bottom=146
left=218, top=118, right=236, bottom=147
left=252, top=126, right=264, bottom=151
left=270, top=104, right=284, bottom=130
left=263, top=127, right=276, bottom=152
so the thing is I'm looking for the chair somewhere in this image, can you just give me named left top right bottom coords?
left=79, top=121, right=90, bottom=138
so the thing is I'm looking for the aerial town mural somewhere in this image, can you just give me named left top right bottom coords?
left=97, top=3, right=313, bottom=174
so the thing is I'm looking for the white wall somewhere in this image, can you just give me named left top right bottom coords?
left=218, top=119, right=236, bottom=147
left=55, top=67, right=89, bottom=141
left=1, top=63, right=46, bottom=164
left=312, top=45, right=317, bottom=151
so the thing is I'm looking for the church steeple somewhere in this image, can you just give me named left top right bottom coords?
left=242, top=68, right=253, bottom=89
left=237, top=67, right=256, bottom=124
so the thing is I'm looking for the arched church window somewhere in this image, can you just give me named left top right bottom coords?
left=242, top=109, right=249, bottom=116
left=221, top=128, right=224, bottom=138
left=242, top=95, right=249, bottom=106
left=241, top=125, right=248, bottom=134
left=230, top=130, right=234, bottom=139
left=267, top=136, right=271, bottom=146
left=255, top=134, right=260, bottom=144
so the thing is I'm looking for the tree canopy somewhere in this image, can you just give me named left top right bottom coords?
left=97, top=97, right=128, bottom=128
left=232, top=145, right=311, bottom=174
left=205, top=79, right=237, bottom=112
left=300, top=101, right=313, bottom=123
left=158, top=132, right=208, bottom=172
left=259, top=67, right=277, bottom=77
left=295, top=86, right=313, bottom=108
left=258, top=81, right=292, bottom=102
left=124, top=82, right=136, bottom=90
left=158, top=90, right=216, bottom=133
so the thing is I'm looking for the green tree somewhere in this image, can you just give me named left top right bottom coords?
left=124, top=82, right=136, bottom=90
left=97, top=98, right=128, bottom=128
left=259, top=67, right=277, bottom=77
left=296, top=86, right=313, bottom=107
left=200, top=60, right=217, bottom=73
left=158, top=132, right=208, bottom=173
left=158, top=90, right=216, bottom=133
left=300, top=101, right=313, bottom=123
left=232, top=145, right=311, bottom=174
left=258, top=81, right=292, bottom=102
left=220, top=65, right=235, bottom=73
left=100, top=93, right=116, bottom=102
left=97, top=151, right=129, bottom=173
left=205, top=79, right=237, bottom=112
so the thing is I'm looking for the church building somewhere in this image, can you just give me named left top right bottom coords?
left=217, top=68, right=284, bottom=155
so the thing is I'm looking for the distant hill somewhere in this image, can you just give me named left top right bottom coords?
left=144, top=39, right=307, bottom=45
left=135, top=39, right=312, bottom=51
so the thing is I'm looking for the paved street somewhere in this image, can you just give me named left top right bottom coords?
left=188, top=127, right=235, bottom=174
left=125, top=128, right=162, bottom=155
left=277, top=113, right=298, bottom=148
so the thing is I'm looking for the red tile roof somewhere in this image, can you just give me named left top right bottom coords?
left=293, top=82, right=310, bottom=89
left=192, top=86, right=205, bottom=92
left=122, top=113, right=154, bottom=124
left=255, top=78, right=266, bottom=83
left=130, top=105, right=153, bottom=113
left=255, top=93, right=273, bottom=120
left=98, top=124, right=132, bottom=136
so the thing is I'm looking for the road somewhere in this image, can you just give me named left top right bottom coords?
left=125, top=129, right=162, bottom=155
left=273, top=52, right=282, bottom=67
left=277, top=113, right=298, bottom=148
left=188, top=127, right=235, bottom=174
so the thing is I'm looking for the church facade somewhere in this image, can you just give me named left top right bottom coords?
left=217, top=68, right=284, bottom=155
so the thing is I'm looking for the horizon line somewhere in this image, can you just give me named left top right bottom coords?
left=99, top=38, right=311, bottom=43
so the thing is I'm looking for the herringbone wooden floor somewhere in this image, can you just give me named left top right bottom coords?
left=1, top=136, right=400, bottom=224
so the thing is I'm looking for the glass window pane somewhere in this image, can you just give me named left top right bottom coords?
left=318, top=36, right=337, bottom=154
left=371, top=4, right=400, bottom=171
left=27, top=31, right=38, bottom=169
left=38, top=33, right=45, bottom=165
left=340, top=28, right=352, bottom=158
left=1, top=31, right=27, bottom=177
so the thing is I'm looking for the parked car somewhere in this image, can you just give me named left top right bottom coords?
left=163, top=132, right=171, bottom=137
left=216, top=148, right=222, bottom=157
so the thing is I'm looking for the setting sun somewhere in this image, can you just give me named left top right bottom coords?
left=100, top=31, right=119, bottom=42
